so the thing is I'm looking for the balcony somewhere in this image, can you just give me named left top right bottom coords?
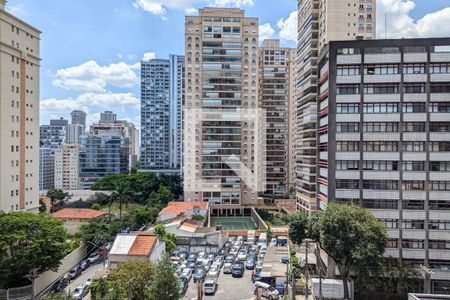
left=336, top=94, right=360, bottom=103
left=404, top=73, right=427, bottom=82
left=364, top=74, right=401, bottom=84
left=337, top=75, right=361, bottom=84
left=431, top=52, right=450, bottom=63
left=403, top=229, right=425, bottom=240
left=402, top=249, right=425, bottom=260
left=337, top=54, right=361, bottom=65
left=404, top=52, right=427, bottom=63
left=364, top=53, right=401, bottom=64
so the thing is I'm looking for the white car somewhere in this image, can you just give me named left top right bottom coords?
left=237, top=250, right=248, bottom=261
left=85, top=278, right=93, bottom=288
left=223, top=262, right=233, bottom=274
left=208, top=265, right=220, bottom=277
left=72, top=284, right=89, bottom=300
left=198, top=251, right=207, bottom=260
left=254, top=281, right=280, bottom=300
left=269, top=238, right=277, bottom=247
left=181, top=268, right=192, bottom=281
left=204, top=278, right=217, bottom=295
left=87, top=252, right=100, bottom=264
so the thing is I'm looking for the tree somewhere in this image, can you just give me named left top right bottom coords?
left=110, top=182, right=134, bottom=220
left=79, top=217, right=114, bottom=246
left=154, top=224, right=177, bottom=253
left=288, top=212, right=309, bottom=245
left=0, top=212, right=68, bottom=288
left=39, top=199, right=47, bottom=214
left=147, top=258, right=181, bottom=300
left=46, top=189, right=68, bottom=204
left=147, top=186, right=173, bottom=208
left=319, top=203, right=387, bottom=299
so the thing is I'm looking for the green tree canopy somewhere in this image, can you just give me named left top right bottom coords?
left=154, top=224, right=176, bottom=254
left=46, top=189, right=68, bottom=204
left=288, top=212, right=309, bottom=245
left=0, top=213, right=68, bottom=288
left=147, top=186, right=173, bottom=209
left=147, top=258, right=181, bottom=300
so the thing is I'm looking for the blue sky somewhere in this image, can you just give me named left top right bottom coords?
left=5, top=0, right=450, bottom=128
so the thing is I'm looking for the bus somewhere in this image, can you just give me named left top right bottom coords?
left=258, top=232, right=267, bottom=247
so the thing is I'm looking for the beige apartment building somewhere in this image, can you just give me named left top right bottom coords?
left=54, top=144, right=80, bottom=191
left=259, top=40, right=296, bottom=196
left=0, top=0, right=40, bottom=212
left=184, top=8, right=260, bottom=205
left=295, top=0, right=376, bottom=211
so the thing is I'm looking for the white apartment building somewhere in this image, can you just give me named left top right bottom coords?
left=0, top=0, right=40, bottom=212
left=54, top=144, right=80, bottom=191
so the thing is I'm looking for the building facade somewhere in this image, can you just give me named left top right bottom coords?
left=0, top=1, right=40, bottom=212
left=99, top=111, right=117, bottom=124
left=318, top=38, right=450, bottom=293
left=258, top=39, right=296, bottom=196
left=140, top=55, right=184, bottom=174
left=39, top=148, right=54, bottom=191
left=70, top=109, right=87, bottom=132
left=66, top=123, right=83, bottom=144
left=184, top=8, right=260, bottom=205
left=40, top=124, right=66, bottom=149
left=54, top=144, right=79, bottom=191
left=295, top=0, right=377, bottom=211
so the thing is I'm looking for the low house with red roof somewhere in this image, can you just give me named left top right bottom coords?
left=109, top=232, right=165, bottom=267
left=158, top=201, right=209, bottom=222
left=51, top=208, right=107, bottom=234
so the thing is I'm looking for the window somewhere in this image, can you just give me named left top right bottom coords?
left=337, top=66, right=360, bottom=76
left=429, top=240, right=450, bottom=250
left=363, top=103, right=398, bottom=113
left=430, top=181, right=450, bottom=191
left=403, top=102, right=426, bottom=113
left=363, top=122, right=398, bottom=132
left=403, top=220, right=425, bottom=229
left=429, top=102, right=450, bottom=113
left=430, top=161, right=450, bottom=172
left=337, top=103, right=359, bottom=113
left=362, top=180, right=399, bottom=189
left=404, top=84, right=425, bottom=94
left=337, top=84, right=359, bottom=94
left=402, top=181, right=425, bottom=190
left=336, top=179, right=359, bottom=189
left=364, top=84, right=398, bottom=94
left=430, top=63, right=450, bottom=74
left=363, top=141, right=398, bottom=152
left=337, top=122, right=359, bottom=132
left=430, top=142, right=450, bottom=151
left=403, top=142, right=425, bottom=152
left=431, top=83, right=450, bottom=93
left=429, top=201, right=450, bottom=210
left=362, top=199, right=397, bottom=209
left=381, top=219, right=398, bottom=229
left=403, top=64, right=425, bottom=74
left=336, top=160, right=359, bottom=170
left=364, top=64, right=398, bottom=75
left=403, top=161, right=425, bottom=171
left=402, top=239, right=424, bottom=249
left=336, top=141, right=360, bottom=151
left=387, top=239, right=399, bottom=248
left=363, top=161, right=398, bottom=171
left=429, top=220, right=450, bottom=230
left=403, top=122, right=426, bottom=132
left=430, top=122, right=450, bottom=132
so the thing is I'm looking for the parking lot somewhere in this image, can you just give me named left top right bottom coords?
left=183, top=266, right=255, bottom=300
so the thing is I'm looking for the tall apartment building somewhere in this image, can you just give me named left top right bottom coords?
left=66, top=123, right=83, bottom=144
left=318, top=38, right=450, bottom=292
left=0, top=1, right=40, bottom=212
left=39, top=148, right=54, bottom=191
left=40, top=124, right=66, bottom=149
left=115, top=120, right=140, bottom=168
left=295, top=0, right=376, bottom=211
left=70, top=110, right=87, bottom=132
left=259, top=40, right=296, bottom=195
left=184, top=8, right=260, bottom=205
left=99, top=111, right=117, bottom=124
left=140, top=55, right=184, bottom=174
left=50, top=117, right=69, bottom=127
left=54, top=144, right=79, bottom=191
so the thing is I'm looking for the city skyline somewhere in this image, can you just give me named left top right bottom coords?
left=4, top=0, right=450, bottom=127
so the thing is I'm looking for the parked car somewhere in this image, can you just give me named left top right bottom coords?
left=208, top=265, right=220, bottom=277
left=224, top=253, right=235, bottom=263
left=181, top=268, right=192, bottom=281
left=254, top=281, right=280, bottom=300
left=269, top=237, right=278, bottom=247
left=223, top=262, right=233, bottom=274
left=203, top=277, right=217, bottom=295
left=68, top=266, right=82, bottom=280
left=85, top=278, right=93, bottom=288
left=219, top=247, right=227, bottom=256
left=178, top=251, right=188, bottom=260
left=105, top=242, right=113, bottom=251
left=231, top=262, right=245, bottom=277
left=246, top=258, right=255, bottom=270
left=237, top=250, right=248, bottom=261
left=213, top=256, right=224, bottom=268
left=72, top=284, right=89, bottom=300
left=79, top=259, right=90, bottom=271
left=252, top=267, right=263, bottom=283
left=187, top=253, right=198, bottom=263
left=179, top=277, right=188, bottom=294
left=206, top=253, right=215, bottom=260
left=188, top=261, right=197, bottom=270
left=193, top=268, right=206, bottom=283
left=198, top=251, right=207, bottom=260
left=87, top=251, right=100, bottom=264
left=51, top=278, right=68, bottom=293
left=281, top=256, right=289, bottom=264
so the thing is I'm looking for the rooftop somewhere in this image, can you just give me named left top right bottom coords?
left=159, top=201, right=208, bottom=216
left=110, top=232, right=158, bottom=256
left=51, top=208, right=107, bottom=220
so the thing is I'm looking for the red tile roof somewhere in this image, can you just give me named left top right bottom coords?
left=127, top=235, right=157, bottom=256
left=159, top=201, right=208, bottom=216
left=51, top=208, right=107, bottom=220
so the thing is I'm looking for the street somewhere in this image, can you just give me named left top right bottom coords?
left=64, top=261, right=104, bottom=299
left=184, top=268, right=255, bottom=300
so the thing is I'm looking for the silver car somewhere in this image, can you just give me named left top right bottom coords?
left=72, top=284, right=88, bottom=300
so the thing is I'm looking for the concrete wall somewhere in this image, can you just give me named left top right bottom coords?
left=35, top=243, right=87, bottom=296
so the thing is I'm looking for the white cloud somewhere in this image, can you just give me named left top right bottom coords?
left=378, top=0, right=450, bottom=38
left=277, top=11, right=297, bottom=42
left=259, top=23, right=275, bottom=42
left=209, top=0, right=254, bottom=7
left=185, top=8, right=198, bottom=15
left=6, top=3, right=25, bottom=15
left=53, top=60, right=140, bottom=92
left=142, top=52, right=157, bottom=62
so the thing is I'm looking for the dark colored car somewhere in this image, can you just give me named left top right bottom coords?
left=79, top=259, right=90, bottom=271
left=224, top=253, right=235, bottom=263
left=231, top=262, right=245, bottom=277
left=193, top=268, right=206, bottom=283
left=188, top=261, right=197, bottom=270
left=245, top=258, right=255, bottom=270
left=187, top=253, right=198, bottom=263
left=252, top=267, right=262, bottom=283
left=51, top=278, right=68, bottom=293
left=68, top=266, right=82, bottom=280
left=218, top=248, right=227, bottom=256
left=178, top=277, right=188, bottom=294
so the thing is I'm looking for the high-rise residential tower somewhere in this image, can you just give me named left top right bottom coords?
left=318, top=38, right=450, bottom=293
left=184, top=8, right=260, bottom=205
left=295, top=0, right=376, bottom=211
left=39, top=148, right=54, bottom=191
left=99, top=111, right=117, bottom=124
left=140, top=55, right=184, bottom=174
left=54, top=144, right=79, bottom=191
left=0, top=1, right=40, bottom=212
left=71, top=110, right=87, bottom=132
left=258, top=40, right=296, bottom=196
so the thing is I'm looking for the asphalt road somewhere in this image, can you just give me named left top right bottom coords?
left=65, top=261, right=104, bottom=299
left=184, top=267, right=255, bottom=300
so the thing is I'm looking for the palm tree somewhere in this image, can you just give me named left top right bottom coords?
left=110, top=182, right=133, bottom=220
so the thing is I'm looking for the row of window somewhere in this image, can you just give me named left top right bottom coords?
left=336, top=160, right=450, bottom=171
left=381, top=219, right=450, bottom=230
left=336, top=180, right=450, bottom=191
left=338, top=63, right=450, bottom=75
left=336, top=141, right=450, bottom=152
left=337, top=199, right=450, bottom=210
left=336, top=102, right=450, bottom=113
left=336, top=122, right=450, bottom=132
left=337, top=84, right=450, bottom=94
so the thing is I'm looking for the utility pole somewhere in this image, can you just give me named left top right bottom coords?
left=305, top=240, right=309, bottom=300
left=421, top=265, right=435, bottom=293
